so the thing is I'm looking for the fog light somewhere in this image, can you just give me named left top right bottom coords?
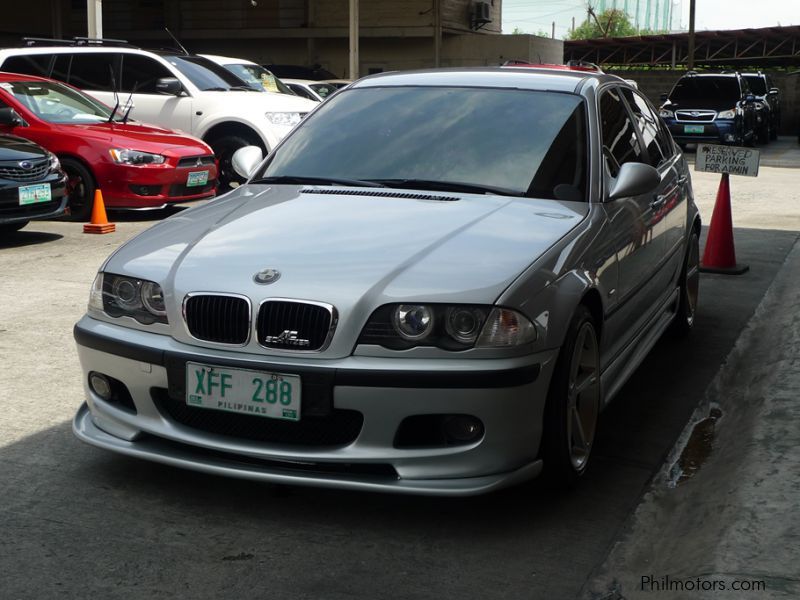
left=724, top=133, right=735, bottom=142
left=443, top=415, right=484, bottom=443
left=89, top=372, right=112, bottom=400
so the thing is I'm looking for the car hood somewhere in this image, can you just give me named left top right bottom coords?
left=195, top=90, right=318, bottom=113
left=106, top=185, right=587, bottom=354
left=0, top=134, right=47, bottom=160
left=61, top=122, right=212, bottom=155
left=665, top=97, right=740, bottom=112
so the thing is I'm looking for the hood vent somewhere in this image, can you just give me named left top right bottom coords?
left=300, top=188, right=460, bottom=202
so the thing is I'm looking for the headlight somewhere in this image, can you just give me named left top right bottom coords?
left=659, top=109, right=674, bottom=118
left=754, top=102, right=764, bottom=110
left=359, top=304, right=532, bottom=350
left=109, top=149, right=166, bottom=165
left=717, top=109, right=736, bottom=119
left=265, top=111, right=302, bottom=126
left=88, top=272, right=168, bottom=325
left=47, top=152, right=61, bottom=172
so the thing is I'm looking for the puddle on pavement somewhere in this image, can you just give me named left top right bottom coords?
left=671, top=407, right=723, bottom=485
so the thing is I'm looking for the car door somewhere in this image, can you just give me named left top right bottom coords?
left=118, top=53, right=194, bottom=133
left=598, top=86, right=666, bottom=356
left=621, top=88, right=688, bottom=291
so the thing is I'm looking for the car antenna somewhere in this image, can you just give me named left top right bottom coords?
left=107, top=64, right=120, bottom=123
left=165, top=28, right=189, bottom=55
left=121, top=83, right=137, bottom=123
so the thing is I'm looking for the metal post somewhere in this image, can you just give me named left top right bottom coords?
left=87, top=0, right=102, bottom=38
left=687, top=0, right=695, bottom=69
left=551, top=21, right=555, bottom=39
left=433, top=0, right=441, bottom=68
left=349, top=0, right=359, bottom=79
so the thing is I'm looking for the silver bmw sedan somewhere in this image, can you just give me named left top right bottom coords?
left=73, top=67, right=700, bottom=496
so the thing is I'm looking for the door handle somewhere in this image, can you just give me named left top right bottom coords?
left=650, top=195, right=667, bottom=209
left=677, top=176, right=688, bottom=186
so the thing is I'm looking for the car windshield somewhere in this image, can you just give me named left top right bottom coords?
left=163, top=55, right=251, bottom=91
left=670, top=77, right=741, bottom=102
left=223, top=64, right=295, bottom=95
left=742, top=75, right=767, bottom=95
left=1, top=79, right=116, bottom=123
left=309, top=83, right=338, bottom=99
left=257, top=86, right=587, bottom=200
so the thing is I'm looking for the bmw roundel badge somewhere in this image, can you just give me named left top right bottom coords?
left=254, top=268, right=281, bottom=285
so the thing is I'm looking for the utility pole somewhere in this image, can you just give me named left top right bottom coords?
left=687, top=0, right=696, bottom=69
left=349, top=0, right=359, bottom=79
left=433, top=0, right=442, bottom=68
left=551, top=21, right=555, bottom=39
left=87, top=0, right=103, bottom=38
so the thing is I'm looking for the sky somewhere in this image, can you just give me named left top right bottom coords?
left=502, top=0, right=800, bottom=39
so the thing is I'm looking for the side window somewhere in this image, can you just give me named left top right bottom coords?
left=599, top=88, right=644, bottom=178
left=120, top=54, right=173, bottom=94
left=1, top=55, right=53, bottom=78
left=622, top=89, right=670, bottom=165
left=68, top=53, right=120, bottom=92
left=50, top=55, right=72, bottom=83
left=289, top=84, right=316, bottom=101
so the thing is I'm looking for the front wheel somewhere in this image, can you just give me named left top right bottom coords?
left=671, top=229, right=700, bottom=337
left=541, top=305, right=601, bottom=486
left=61, top=158, right=95, bottom=221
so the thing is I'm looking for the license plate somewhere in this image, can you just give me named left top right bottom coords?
left=185, top=362, right=301, bottom=421
left=186, top=170, right=209, bottom=187
left=18, top=183, right=52, bottom=205
left=684, top=124, right=705, bottom=134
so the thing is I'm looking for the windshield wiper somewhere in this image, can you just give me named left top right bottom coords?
left=229, top=85, right=259, bottom=92
left=251, top=175, right=386, bottom=188
left=367, top=178, right=521, bottom=196
left=202, top=87, right=229, bottom=91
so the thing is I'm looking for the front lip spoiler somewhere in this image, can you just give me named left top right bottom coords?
left=74, top=322, right=541, bottom=389
left=73, top=402, right=543, bottom=497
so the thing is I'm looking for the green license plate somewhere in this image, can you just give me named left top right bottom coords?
left=684, top=124, right=705, bottom=134
left=185, top=362, right=301, bottom=421
left=186, top=170, right=209, bottom=187
left=18, top=183, right=52, bottom=205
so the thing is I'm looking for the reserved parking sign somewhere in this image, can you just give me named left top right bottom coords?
left=695, top=144, right=760, bottom=177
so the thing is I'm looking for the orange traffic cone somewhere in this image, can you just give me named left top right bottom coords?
left=83, top=189, right=116, bottom=234
left=700, top=173, right=748, bottom=275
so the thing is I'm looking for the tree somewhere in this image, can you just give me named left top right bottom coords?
left=568, top=9, right=637, bottom=40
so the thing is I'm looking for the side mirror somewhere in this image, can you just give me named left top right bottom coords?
left=607, top=162, right=660, bottom=201
left=660, top=93, right=668, bottom=102
left=155, top=77, right=183, bottom=96
left=745, top=94, right=756, bottom=103
left=231, top=146, right=264, bottom=180
left=0, top=107, right=24, bottom=126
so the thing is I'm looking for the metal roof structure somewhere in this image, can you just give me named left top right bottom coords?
left=565, top=25, right=800, bottom=68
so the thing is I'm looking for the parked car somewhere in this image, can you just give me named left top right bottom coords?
left=659, top=71, right=757, bottom=147
left=0, top=132, right=68, bottom=232
left=321, top=79, right=352, bottom=89
left=0, top=72, right=218, bottom=220
left=0, top=40, right=318, bottom=188
left=73, top=68, right=699, bottom=496
left=282, top=79, right=338, bottom=102
left=199, top=54, right=297, bottom=96
left=741, top=71, right=780, bottom=142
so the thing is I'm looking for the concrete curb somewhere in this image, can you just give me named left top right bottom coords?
left=583, top=233, right=800, bottom=600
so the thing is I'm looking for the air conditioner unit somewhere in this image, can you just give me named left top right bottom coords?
left=472, top=1, right=492, bottom=29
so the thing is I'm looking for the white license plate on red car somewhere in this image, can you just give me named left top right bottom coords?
left=185, top=362, right=301, bottom=421
left=186, top=170, right=209, bottom=187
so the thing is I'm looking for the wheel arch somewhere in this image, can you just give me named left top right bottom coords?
left=201, top=121, right=267, bottom=151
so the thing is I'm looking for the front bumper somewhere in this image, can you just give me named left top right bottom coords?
left=73, top=316, right=555, bottom=496
left=0, top=172, right=68, bottom=224
left=97, top=164, right=218, bottom=209
left=666, top=119, right=738, bottom=144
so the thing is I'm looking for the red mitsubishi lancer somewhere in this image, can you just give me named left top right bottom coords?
left=0, top=72, right=217, bottom=220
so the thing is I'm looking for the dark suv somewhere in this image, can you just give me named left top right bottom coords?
left=0, top=130, right=68, bottom=233
left=659, top=72, right=757, bottom=147
left=741, top=72, right=780, bottom=142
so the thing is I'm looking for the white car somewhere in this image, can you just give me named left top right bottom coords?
left=0, top=43, right=319, bottom=187
left=282, top=79, right=339, bottom=102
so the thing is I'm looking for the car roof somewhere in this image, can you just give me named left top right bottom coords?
left=351, top=67, right=621, bottom=94
left=199, top=54, right=258, bottom=67
left=0, top=71, right=53, bottom=83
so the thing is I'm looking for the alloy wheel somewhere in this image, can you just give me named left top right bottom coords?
left=565, top=322, right=600, bottom=471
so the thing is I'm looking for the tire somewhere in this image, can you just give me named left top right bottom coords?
left=0, top=221, right=28, bottom=234
left=671, top=229, right=700, bottom=337
left=541, top=305, right=601, bottom=486
left=207, top=133, right=265, bottom=191
left=60, top=157, right=95, bottom=221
